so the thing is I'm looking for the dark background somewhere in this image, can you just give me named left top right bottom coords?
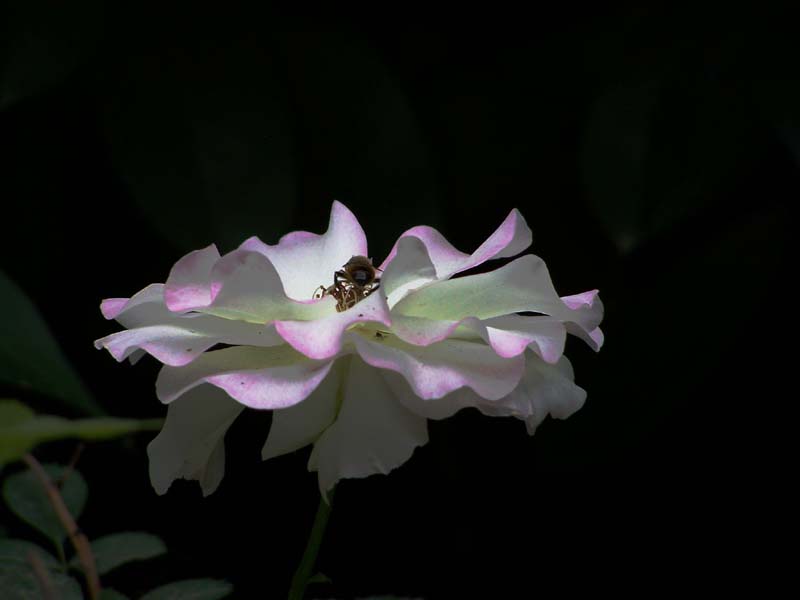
left=1, top=3, right=793, bottom=598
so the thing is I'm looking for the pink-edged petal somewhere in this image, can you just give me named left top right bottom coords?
left=198, top=249, right=336, bottom=323
left=147, top=383, right=244, bottom=496
left=274, top=289, right=392, bottom=360
left=380, top=236, right=437, bottom=307
left=393, top=254, right=566, bottom=320
left=394, top=353, right=586, bottom=431
left=100, top=284, right=167, bottom=326
left=96, top=281, right=286, bottom=366
left=351, top=332, right=525, bottom=401
left=239, top=201, right=369, bottom=301
left=164, top=244, right=221, bottom=312
left=561, top=291, right=605, bottom=351
left=261, top=359, right=344, bottom=461
left=94, top=326, right=219, bottom=366
left=490, top=354, right=587, bottom=435
left=308, top=355, right=428, bottom=496
left=156, top=345, right=334, bottom=409
left=380, top=208, right=531, bottom=279
left=392, top=253, right=604, bottom=351
left=390, top=313, right=566, bottom=363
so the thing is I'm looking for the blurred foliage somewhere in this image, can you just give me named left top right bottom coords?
left=138, top=579, right=233, bottom=600
left=72, top=532, right=166, bottom=576
left=0, top=271, right=101, bottom=415
left=0, top=462, right=231, bottom=598
left=3, top=463, right=88, bottom=552
left=0, top=399, right=162, bottom=466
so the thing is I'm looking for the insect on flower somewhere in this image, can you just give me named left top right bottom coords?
left=313, top=255, right=381, bottom=312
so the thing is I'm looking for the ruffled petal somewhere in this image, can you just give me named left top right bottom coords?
left=164, top=245, right=221, bottom=312
left=487, top=354, right=587, bottom=434
left=96, top=283, right=285, bottom=366
left=392, top=254, right=566, bottom=320
left=198, top=249, right=337, bottom=323
left=390, top=313, right=565, bottom=363
left=156, top=345, right=334, bottom=409
left=239, top=201, right=369, bottom=301
left=393, top=353, right=586, bottom=432
left=561, top=291, right=605, bottom=351
left=147, top=384, right=244, bottom=496
left=100, top=284, right=168, bottom=325
left=261, top=360, right=344, bottom=461
left=380, top=208, right=531, bottom=279
left=308, top=356, right=428, bottom=496
left=379, top=236, right=437, bottom=308
left=392, top=254, right=604, bottom=351
left=274, top=290, right=392, bottom=360
left=351, top=332, right=525, bottom=401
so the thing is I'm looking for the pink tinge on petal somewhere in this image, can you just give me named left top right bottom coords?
left=99, top=284, right=167, bottom=323
left=465, top=208, right=532, bottom=273
left=94, top=327, right=218, bottom=367
left=206, top=361, right=335, bottom=410
left=380, top=208, right=532, bottom=280
left=380, top=225, right=467, bottom=273
left=275, top=290, right=392, bottom=360
left=156, top=345, right=337, bottom=410
left=238, top=201, right=369, bottom=301
left=561, top=290, right=599, bottom=311
left=560, top=290, right=604, bottom=351
left=165, top=244, right=221, bottom=312
left=390, top=313, right=566, bottom=363
left=100, top=298, right=129, bottom=320
left=352, top=334, right=525, bottom=401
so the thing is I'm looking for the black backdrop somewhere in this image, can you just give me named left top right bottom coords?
left=0, top=3, right=793, bottom=598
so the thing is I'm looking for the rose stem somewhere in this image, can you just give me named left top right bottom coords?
left=287, top=487, right=336, bottom=600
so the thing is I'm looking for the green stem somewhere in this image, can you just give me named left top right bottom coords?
left=287, top=487, right=336, bottom=600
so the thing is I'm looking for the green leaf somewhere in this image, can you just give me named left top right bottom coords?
left=139, top=579, right=233, bottom=600
left=2, top=464, right=88, bottom=551
left=71, top=532, right=166, bottom=575
left=0, top=1, right=102, bottom=110
left=0, top=270, right=102, bottom=415
left=99, top=589, right=131, bottom=600
left=0, top=399, right=162, bottom=466
left=0, top=564, right=83, bottom=600
left=0, top=539, right=60, bottom=569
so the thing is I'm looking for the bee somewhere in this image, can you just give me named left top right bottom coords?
left=314, top=255, right=381, bottom=312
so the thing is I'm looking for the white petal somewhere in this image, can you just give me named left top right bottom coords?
left=380, top=236, right=437, bottom=308
left=156, top=345, right=335, bottom=409
left=274, top=289, right=392, bottom=360
left=380, top=208, right=531, bottom=279
left=147, top=384, right=244, bottom=496
left=261, top=360, right=343, bottom=460
left=488, top=354, right=587, bottom=434
left=164, top=245, right=221, bottom=312
left=309, top=356, right=428, bottom=495
left=390, top=313, right=566, bottom=363
left=351, top=332, right=525, bottom=400
left=240, top=201, right=369, bottom=301
left=96, top=283, right=286, bottom=366
left=393, top=254, right=566, bottom=320
left=200, top=249, right=336, bottom=323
